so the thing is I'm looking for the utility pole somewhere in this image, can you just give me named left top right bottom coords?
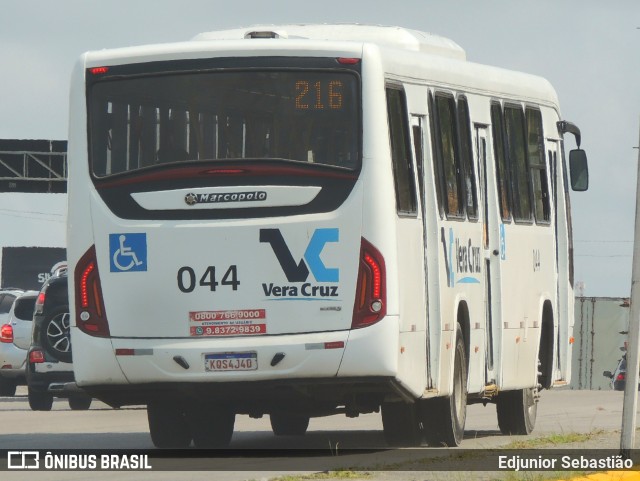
left=621, top=118, right=640, bottom=455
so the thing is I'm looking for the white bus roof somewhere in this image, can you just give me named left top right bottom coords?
left=193, top=24, right=466, bottom=61
left=81, top=23, right=557, bottom=108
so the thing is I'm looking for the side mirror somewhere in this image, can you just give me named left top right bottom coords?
left=603, top=370, right=613, bottom=378
left=569, top=149, right=589, bottom=191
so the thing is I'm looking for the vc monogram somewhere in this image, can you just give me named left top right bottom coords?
left=260, top=228, right=339, bottom=283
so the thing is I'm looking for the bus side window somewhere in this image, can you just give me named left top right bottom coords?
left=526, top=108, right=551, bottom=223
left=490, top=103, right=511, bottom=221
left=386, top=87, right=417, bottom=216
left=411, top=119, right=425, bottom=211
left=504, top=105, right=533, bottom=222
left=457, top=97, right=478, bottom=220
left=433, top=93, right=464, bottom=218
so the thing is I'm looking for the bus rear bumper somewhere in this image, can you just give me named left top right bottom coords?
left=72, top=317, right=401, bottom=409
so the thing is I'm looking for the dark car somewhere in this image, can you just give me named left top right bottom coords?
left=603, top=355, right=626, bottom=391
left=26, top=268, right=92, bottom=411
left=603, top=352, right=639, bottom=392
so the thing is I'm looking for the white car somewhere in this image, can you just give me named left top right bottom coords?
left=0, top=288, right=23, bottom=323
left=0, top=290, right=36, bottom=396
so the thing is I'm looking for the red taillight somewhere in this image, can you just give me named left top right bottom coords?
left=80, top=262, right=95, bottom=309
left=35, top=291, right=46, bottom=314
left=29, top=349, right=45, bottom=363
left=337, top=57, right=360, bottom=65
left=352, top=238, right=386, bottom=329
left=90, top=66, right=109, bottom=75
left=617, top=373, right=626, bottom=381
left=74, top=245, right=110, bottom=337
left=0, top=324, right=13, bottom=343
left=364, top=253, right=382, bottom=298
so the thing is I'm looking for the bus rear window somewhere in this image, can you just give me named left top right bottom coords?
left=88, top=70, right=360, bottom=177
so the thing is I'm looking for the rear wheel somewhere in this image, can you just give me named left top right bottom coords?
left=496, top=388, right=537, bottom=435
left=496, top=337, right=542, bottom=436
left=421, top=324, right=467, bottom=447
left=41, top=305, right=72, bottom=363
left=381, top=401, right=423, bottom=446
left=270, top=413, right=310, bottom=436
left=0, top=377, right=17, bottom=397
left=188, top=405, right=235, bottom=448
left=68, top=395, right=92, bottom=410
left=28, top=387, right=53, bottom=411
left=147, top=402, right=192, bottom=448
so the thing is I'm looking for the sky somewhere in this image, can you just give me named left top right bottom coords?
left=0, top=0, right=638, bottom=296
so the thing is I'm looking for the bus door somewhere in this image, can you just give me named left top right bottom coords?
left=475, top=125, right=497, bottom=386
left=547, top=140, right=564, bottom=377
left=411, top=114, right=431, bottom=386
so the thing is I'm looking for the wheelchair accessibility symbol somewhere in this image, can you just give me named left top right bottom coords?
left=109, top=233, right=147, bottom=272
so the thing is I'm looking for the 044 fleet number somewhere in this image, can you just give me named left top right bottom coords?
left=177, top=265, right=240, bottom=293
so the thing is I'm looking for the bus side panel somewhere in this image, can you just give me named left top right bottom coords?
left=497, top=219, right=554, bottom=389
left=395, top=219, right=428, bottom=396
left=434, top=220, right=484, bottom=396
left=67, top=56, right=119, bottom=386
left=73, top=332, right=126, bottom=385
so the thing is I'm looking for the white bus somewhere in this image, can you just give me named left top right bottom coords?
left=67, top=24, right=588, bottom=448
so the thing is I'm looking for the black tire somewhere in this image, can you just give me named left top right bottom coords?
left=68, top=395, right=92, bottom=410
left=147, top=402, right=192, bottom=448
left=270, top=413, right=310, bottom=436
left=381, top=401, right=423, bottom=446
left=421, top=324, right=467, bottom=447
left=28, top=387, right=53, bottom=411
left=496, top=388, right=537, bottom=435
left=188, top=405, right=235, bottom=448
left=41, top=305, right=72, bottom=363
left=0, top=377, right=17, bottom=397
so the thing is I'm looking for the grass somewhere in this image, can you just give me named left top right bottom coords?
left=271, top=471, right=372, bottom=481
left=497, top=471, right=587, bottom=481
left=265, top=430, right=608, bottom=481
left=502, top=431, right=605, bottom=449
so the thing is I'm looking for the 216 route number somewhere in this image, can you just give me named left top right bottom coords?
left=177, top=265, right=240, bottom=293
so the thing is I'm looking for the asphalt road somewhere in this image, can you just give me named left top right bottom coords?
left=0, top=387, right=634, bottom=481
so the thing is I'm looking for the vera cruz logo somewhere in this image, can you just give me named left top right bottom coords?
left=260, top=228, right=340, bottom=300
left=441, top=227, right=481, bottom=287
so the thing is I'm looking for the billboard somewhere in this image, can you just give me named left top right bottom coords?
left=1, top=247, right=66, bottom=290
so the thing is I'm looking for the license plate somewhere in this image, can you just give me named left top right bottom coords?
left=205, top=352, right=257, bottom=372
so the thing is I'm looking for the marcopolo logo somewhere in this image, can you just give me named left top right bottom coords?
left=185, top=191, right=267, bottom=206
left=260, top=228, right=340, bottom=300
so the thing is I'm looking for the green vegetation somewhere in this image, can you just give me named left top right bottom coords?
left=266, top=430, right=607, bottom=481
left=270, top=471, right=372, bottom=481
left=494, top=471, right=587, bottom=481
left=502, top=431, right=605, bottom=449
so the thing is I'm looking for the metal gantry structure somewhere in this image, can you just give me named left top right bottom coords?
left=0, top=140, right=67, bottom=193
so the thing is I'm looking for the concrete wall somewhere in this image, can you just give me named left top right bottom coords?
left=570, top=297, right=629, bottom=390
